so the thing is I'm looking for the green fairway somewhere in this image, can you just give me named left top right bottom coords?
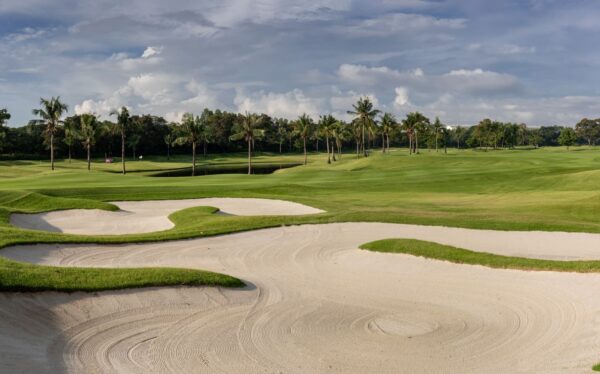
left=2, top=146, right=600, bottom=291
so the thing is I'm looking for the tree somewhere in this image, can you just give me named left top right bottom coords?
left=347, top=97, right=379, bottom=157
left=63, top=116, right=78, bottom=163
left=432, top=117, right=443, bottom=152
left=230, top=112, right=264, bottom=174
left=332, top=121, right=348, bottom=158
left=319, top=114, right=336, bottom=164
left=274, top=118, right=289, bottom=153
left=199, top=109, right=213, bottom=158
left=517, top=123, right=528, bottom=146
left=177, top=113, right=203, bottom=176
left=164, top=123, right=176, bottom=160
left=403, top=112, right=429, bottom=154
left=79, top=113, right=99, bottom=171
left=380, top=113, right=395, bottom=153
left=558, top=128, right=577, bottom=150
left=0, top=109, right=10, bottom=152
left=32, top=97, right=68, bottom=170
left=128, top=134, right=142, bottom=159
left=110, top=106, right=130, bottom=174
left=575, top=118, right=600, bottom=146
left=294, top=114, right=313, bottom=165
left=454, top=126, right=467, bottom=149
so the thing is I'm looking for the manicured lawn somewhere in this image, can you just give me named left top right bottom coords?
left=360, top=238, right=600, bottom=273
left=2, top=146, right=600, bottom=291
left=0, top=256, right=243, bottom=292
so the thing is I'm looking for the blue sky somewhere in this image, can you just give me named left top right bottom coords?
left=1, top=0, right=599, bottom=126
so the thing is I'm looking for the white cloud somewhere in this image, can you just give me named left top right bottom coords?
left=339, top=13, right=466, bottom=36
left=234, top=88, right=323, bottom=119
left=394, top=87, right=410, bottom=107
left=141, top=46, right=162, bottom=58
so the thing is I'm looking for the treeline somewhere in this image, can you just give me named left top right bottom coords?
left=0, top=98, right=599, bottom=163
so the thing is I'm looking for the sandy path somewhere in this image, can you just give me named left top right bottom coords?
left=3, top=222, right=600, bottom=373
left=9, top=198, right=325, bottom=235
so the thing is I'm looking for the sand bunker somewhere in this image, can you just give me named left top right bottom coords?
left=3, top=220, right=600, bottom=373
left=9, top=198, right=324, bottom=235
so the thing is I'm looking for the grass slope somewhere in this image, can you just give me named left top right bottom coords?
left=360, top=238, right=600, bottom=273
left=0, top=256, right=243, bottom=292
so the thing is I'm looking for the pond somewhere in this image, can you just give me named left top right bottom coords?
left=151, top=163, right=302, bottom=177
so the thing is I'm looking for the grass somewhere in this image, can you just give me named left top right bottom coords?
left=0, top=256, right=243, bottom=292
left=360, top=238, right=600, bottom=273
left=593, top=363, right=600, bottom=371
left=2, top=146, right=600, bottom=291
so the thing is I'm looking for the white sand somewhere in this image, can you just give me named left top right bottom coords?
left=3, top=217, right=600, bottom=372
left=9, top=198, right=325, bottom=235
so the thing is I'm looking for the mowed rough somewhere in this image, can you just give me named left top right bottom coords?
left=3, top=217, right=600, bottom=372
left=9, top=198, right=325, bottom=235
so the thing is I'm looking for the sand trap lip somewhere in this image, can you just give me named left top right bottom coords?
left=9, top=198, right=324, bottom=235
left=2, top=222, right=600, bottom=373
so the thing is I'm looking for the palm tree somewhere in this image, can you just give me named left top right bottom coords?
left=0, top=109, right=10, bottom=126
left=0, top=109, right=10, bottom=152
left=275, top=118, right=289, bottom=153
left=230, top=112, right=264, bottom=174
left=294, top=114, right=313, bottom=165
left=403, top=112, right=429, bottom=154
left=347, top=97, right=380, bottom=157
left=380, top=113, right=396, bottom=153
left=109, top=106, right=130, bottom=174
left=164, top=124, right=176, bottom=160
left=432, top=117, right=443, bottom=152
left=319, top=114, right=336, bottom=164
left=63, top=116, right=78, bottom=163
left=332, top=121, right=349, bottom=159
left=177, top=113, right=203, bottom=176
left=79, top=113, right=99, bottom=171
left=32, top=97, right=68, bottom=170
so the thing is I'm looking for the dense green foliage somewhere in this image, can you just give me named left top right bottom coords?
left=1, top=102, right=599, bottom=161
left=361, top=239, right=600, bottom=272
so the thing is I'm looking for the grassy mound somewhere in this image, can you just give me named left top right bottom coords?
left=360, top=238, right=600, bottom=273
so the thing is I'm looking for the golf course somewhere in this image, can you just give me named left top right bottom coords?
left=1, top=148, right=600, bottom=372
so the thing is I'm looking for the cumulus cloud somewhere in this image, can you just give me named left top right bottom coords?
left=394, top=87, right=410, bottom=107
left=234, top=89, right=323, bottom=119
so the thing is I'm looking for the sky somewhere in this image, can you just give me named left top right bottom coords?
left=1, top=0, right=600, bottom=126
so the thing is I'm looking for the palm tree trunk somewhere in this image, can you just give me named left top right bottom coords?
left=303, top=137, right=307, bottom=165
left=192, top=141, right=196, bottom=176
left=435, top=133, right=439, bottom=152
left=203, top=141, right=207, bottom=158
left=121, top=131, right=126, bottom=175
left=248, top=139, right=252, bottom=174
left=331, top=140, right=337, bottom=161
left=382, top=133, right=385, bottom=153
left=415, top=130, right=419, bottom=154
left=68, top=145, right=72, bottom=163
left=362, top=123, right=366, bottom=157
left=279, top=140, right=282, bottom=154
left=386, top=134, right=390, bottom=152
left=326, top=135, right=331, bottom=164
left=167, top=143, right=170, bottom=160
left=87, top=143, right=91, bottom=171
left=50, top=133, right=54, bottom=171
